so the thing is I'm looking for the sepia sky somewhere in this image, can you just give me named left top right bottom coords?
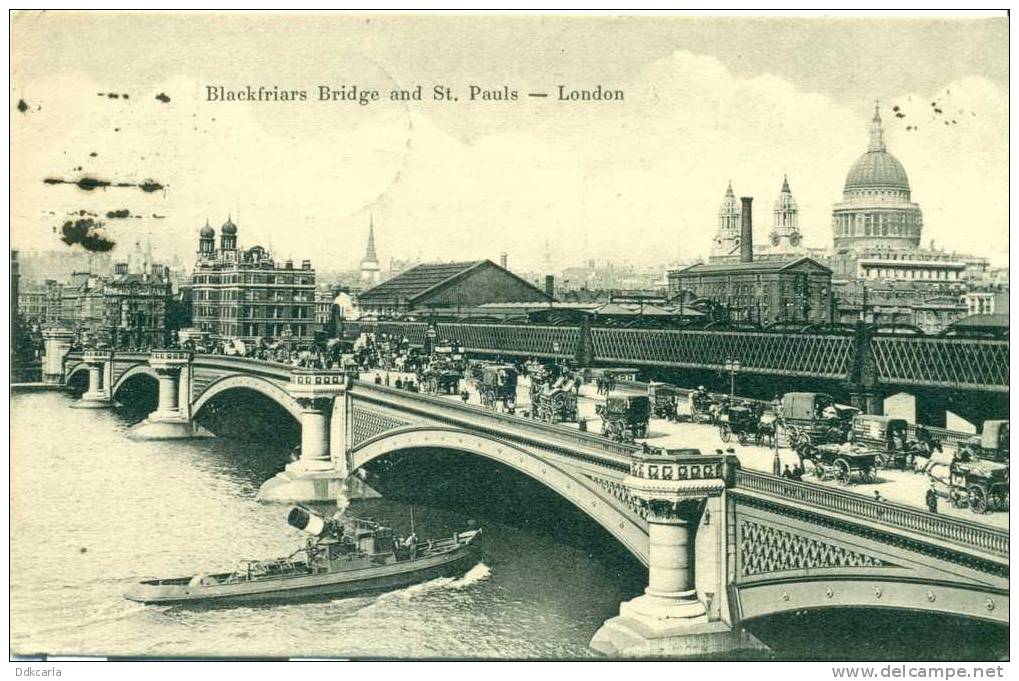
left=10, top=12, right=1009, bottom=272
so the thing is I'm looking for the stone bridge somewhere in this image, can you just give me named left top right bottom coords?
left=54, top=346, right=1008, bottom=657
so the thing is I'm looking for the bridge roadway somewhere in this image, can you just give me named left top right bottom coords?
left=364, top=369, right=1009, bottom=532
left=55, top=349, right=1009, bottom=657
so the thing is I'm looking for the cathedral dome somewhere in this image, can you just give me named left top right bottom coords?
left=200, top=221, right=214, bottom=238
left=844, top=149, right=910, bottom=191
left=843, top=104, right=910, bottom=192
left=221, top=217, right=237, bottom=235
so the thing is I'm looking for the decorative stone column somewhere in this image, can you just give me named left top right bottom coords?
left=129, top=350, right=210, bottom=440
left=258, top=368, right=356, bottom=503
left=590, top=448, right=766, bottom=658
left=72, top=349, right=113, bottom=408
left=42, top=328, right=74, bottom=385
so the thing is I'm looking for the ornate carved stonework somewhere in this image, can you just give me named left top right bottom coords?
left=352, top=407, right=412, bottom=446
left=738, top=519, right=887, bottom=576
left=296, top=396, right=334, bottom=412
left=587, top=474, right=648, bottom=521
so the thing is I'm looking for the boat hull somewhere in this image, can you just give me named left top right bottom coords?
left=125, top=538, right=482, bottom=606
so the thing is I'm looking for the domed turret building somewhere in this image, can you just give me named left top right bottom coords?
left=191, top=217, right=316, bottom=342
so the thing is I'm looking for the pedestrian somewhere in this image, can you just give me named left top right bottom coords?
left=873, top=490, right=882, bottom=503
left=782, top=465, right=793, bottom=479
left=460, top=389, right=470, bottom=404
left=925, top=487, right=938, bottom=514
left=578, top=418, right=587, bottom=432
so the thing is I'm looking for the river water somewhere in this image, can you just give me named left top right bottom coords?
left=10, top=391, right=1007, bottom=660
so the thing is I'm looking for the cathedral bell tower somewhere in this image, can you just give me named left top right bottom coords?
left=710, top=181, right=742, bottom=261
left=769, top=175, right=803, bottom=251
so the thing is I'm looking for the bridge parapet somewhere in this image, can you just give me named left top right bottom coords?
left=733, top=470, right=1008, bottom=560
left=349, top=380, right=637, bottom=472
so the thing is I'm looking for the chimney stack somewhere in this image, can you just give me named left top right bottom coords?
left=740, top=196, right=754, bottom=263
left=544, top=274, right=555, bottom=299
left=500, top=252, right=508, bottom=269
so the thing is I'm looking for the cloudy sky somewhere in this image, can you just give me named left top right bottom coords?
left=10, top=13, right=1009, bottom=272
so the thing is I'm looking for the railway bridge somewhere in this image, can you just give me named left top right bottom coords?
left=52, top=346, right=1009, bottom=657
left=341, top=320, right=1010, bottom=426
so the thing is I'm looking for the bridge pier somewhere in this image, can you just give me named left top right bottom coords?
left=258, top=370, right=377, bottom=503
left=129, top=350, right=211, bottom=440
left=43, top=328, right=74, bottom=385
left=72, top=349, right=114, bottom=409
left=591, top=450, right=766, bottom=658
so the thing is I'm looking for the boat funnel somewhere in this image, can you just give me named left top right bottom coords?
left=287, top=506, right=329, bottom=537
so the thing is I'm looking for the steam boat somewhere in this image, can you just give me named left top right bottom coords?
left=125, top=507, right=483, bottom=605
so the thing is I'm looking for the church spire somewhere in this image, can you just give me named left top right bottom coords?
left=363, top=214, right=378, bottom=263
left=868, top=100, right=886, bottom=152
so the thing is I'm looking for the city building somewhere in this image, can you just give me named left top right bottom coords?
left=668, top=257, right=833, bottom=325
left=965, top=290, right=1009, bottom=317
left=101, top=262, right=173, bottom=348
left=191, top=218, right=316, bottom=343
left=17, top=282, right=49, bottom=325
left=357, top=259, right=552, bottom=316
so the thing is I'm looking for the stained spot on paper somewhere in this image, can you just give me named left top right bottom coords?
left=60, top=218, right=116, bottom=252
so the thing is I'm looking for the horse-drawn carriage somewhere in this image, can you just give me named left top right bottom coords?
left=688, top=388, right=715, bottom=424
left=799, top=442, right=879, bottom=485
left=532, top=376, right=578, bottom=424
left=479, top=364, right=518, bottom=410
left=647, top=382, right=679, bottom=421
left=780, top=392, right=858, bottom=451
left=928, top=420, right=1009, bottom=514
left=597, top=394, right=651, bottom=443
left=420, top=342, right=465, bottom=395
left=717, top=405, right=776, bottom=446
left=849, top=415, right=915, bottom=470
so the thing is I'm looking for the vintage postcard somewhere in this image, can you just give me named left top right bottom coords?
left=9, top=10, right=1009, bottom=667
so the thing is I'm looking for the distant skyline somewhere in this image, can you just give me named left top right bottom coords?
left=11, top=13, right=1008, bottom=271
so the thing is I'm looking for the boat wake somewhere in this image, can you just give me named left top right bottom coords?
left=360, top=563, right=492, bottom=611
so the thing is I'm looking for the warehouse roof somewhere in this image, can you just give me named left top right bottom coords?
left=672, top=257, right=831, bottom=276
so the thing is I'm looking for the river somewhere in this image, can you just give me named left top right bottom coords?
left=10, top=391, right=1007, bottom=660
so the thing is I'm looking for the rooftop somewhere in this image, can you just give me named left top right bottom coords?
left=358, top=261, right=487, bottom=302
left=673, top=256, right=831, bottom=276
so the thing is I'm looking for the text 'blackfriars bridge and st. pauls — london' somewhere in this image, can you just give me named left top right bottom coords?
left=205, top=84, right=626, bottom=105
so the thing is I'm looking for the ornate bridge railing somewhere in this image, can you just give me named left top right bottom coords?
left=590, top=328, right=855, bottom=379
left=870, top=336, right=1009, bottom=393
left=733, top=469, right=1009, bottom=559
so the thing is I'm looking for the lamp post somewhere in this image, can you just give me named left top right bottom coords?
left=724, top=359, right=741, bottom=399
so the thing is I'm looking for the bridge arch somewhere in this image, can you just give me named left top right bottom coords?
left=191, top=374, right=304, bottom=422
left=66, top=362, right=89, bottom=383
left=110, top=364, right=159, bottom=397
left=351, top=426, right=649, bottom=565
